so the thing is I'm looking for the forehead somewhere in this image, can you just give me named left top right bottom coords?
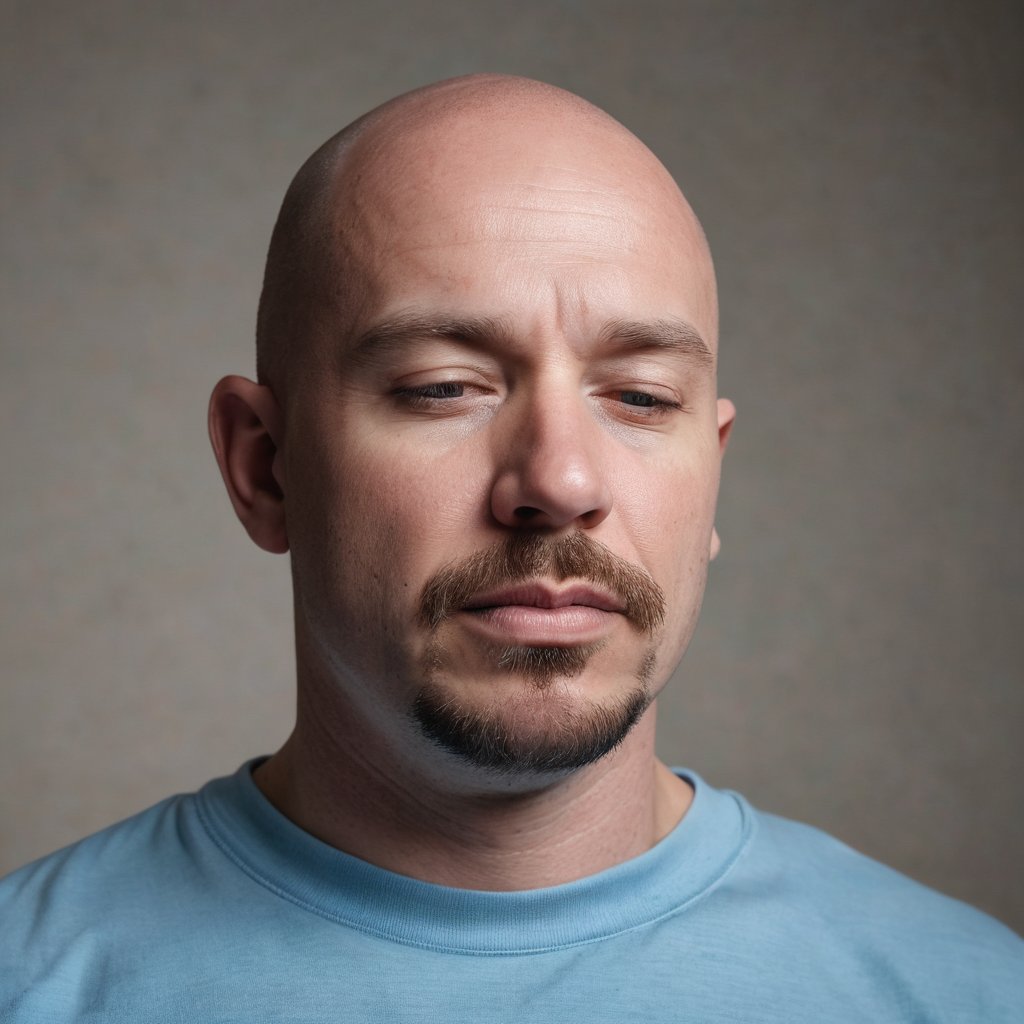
left=329, top=110, right=716, bottom=345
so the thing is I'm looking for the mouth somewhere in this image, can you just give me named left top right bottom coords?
left=462, top=582, right=625, bottom=613
left=457, top=582, right=625, bottom=646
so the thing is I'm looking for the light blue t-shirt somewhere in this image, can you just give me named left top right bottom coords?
left=2, top=760, right=1021, bottom=1022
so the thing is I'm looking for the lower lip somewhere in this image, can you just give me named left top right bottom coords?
left=456, top=605, right=620, bottom=646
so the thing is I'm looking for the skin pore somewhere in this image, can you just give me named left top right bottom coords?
left=209, top=74, right=734, bottom=891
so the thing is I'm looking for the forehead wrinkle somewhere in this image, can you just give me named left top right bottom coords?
left=493, top=179, right=635, bottom=210
left=482, top=182, right=647, bottom=232
left=478, top=209, right=643, bottom=255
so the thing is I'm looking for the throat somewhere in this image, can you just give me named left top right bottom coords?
left=252, top=713, right=691, bottom=891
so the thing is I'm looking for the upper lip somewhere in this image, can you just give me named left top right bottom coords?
left=461, top=582, right=625, bottom=614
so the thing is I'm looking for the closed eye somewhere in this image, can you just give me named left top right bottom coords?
left=391, top=379, right=498, bottom=415
left=395, top=381, right=465, bottom=401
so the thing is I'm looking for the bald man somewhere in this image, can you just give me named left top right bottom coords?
left=2, top=76, right=1021, bottom=1021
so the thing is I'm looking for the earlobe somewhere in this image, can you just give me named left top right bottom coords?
left=208, top=375, right=289, bottom=554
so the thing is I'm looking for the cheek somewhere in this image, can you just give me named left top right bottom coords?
left=302, top=435, right=489, bottom=586
left=615, top=448, right=719, bottom=646
left=618, top=450, right=719, bottom=562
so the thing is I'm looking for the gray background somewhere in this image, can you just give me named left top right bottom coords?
left=2, top=1, right=1021, bottom=933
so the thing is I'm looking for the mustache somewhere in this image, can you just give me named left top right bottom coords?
left=418, top=532, right=666, bottom=635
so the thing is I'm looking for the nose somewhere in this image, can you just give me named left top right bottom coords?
left=489, top=388, right=613, bottom=531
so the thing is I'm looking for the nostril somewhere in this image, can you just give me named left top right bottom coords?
left=514, top=506, right=543, bottom=521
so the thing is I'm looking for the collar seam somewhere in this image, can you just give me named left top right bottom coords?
left=194, top=780, right=755, bottom=957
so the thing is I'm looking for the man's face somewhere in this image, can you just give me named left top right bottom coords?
left=280, top=113, right=728, bottom=781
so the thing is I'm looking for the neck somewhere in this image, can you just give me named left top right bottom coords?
left=254, top=695, right=692, bottom=891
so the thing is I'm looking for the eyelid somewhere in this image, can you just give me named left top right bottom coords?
left=596, top=379, right=683, bottom=404
left=389, top=368, right=502, bottom=414
left=390, top=362, right=497, bottom=389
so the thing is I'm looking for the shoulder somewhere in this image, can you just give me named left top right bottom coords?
left=724, top=796, right=1024, bottom=1014
left=748, top=806, right=1017, bottom=938
left=0, top=788, right=208, bottom=1015
left=1, top=790, right=197, bottom=911
left=0, top=790, right=204, bottom=930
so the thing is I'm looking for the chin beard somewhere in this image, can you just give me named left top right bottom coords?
left=410, top=643, right=654, bottom=775
left=410, top=532, right=666, bottom=775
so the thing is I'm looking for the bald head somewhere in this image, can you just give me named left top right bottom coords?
left=255, top=74, right=715, bottom=395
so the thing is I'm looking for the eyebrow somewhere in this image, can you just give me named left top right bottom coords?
left=348, top=313, right=517, bottom=367
left=348, top=311, right=713, bottom=368
left=598, top=317, right=714, bottom=368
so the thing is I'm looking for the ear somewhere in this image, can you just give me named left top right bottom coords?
left=709, top=397, right=736, bottom=561
left=208, top=375, right=289, bottom=554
